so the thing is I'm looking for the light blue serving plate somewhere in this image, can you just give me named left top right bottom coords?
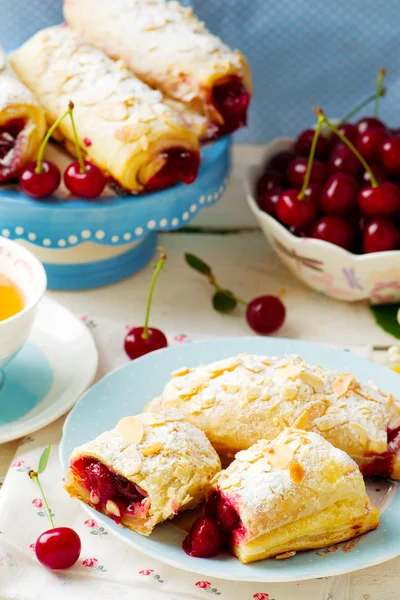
left=60, top=337, right=400, bottom=582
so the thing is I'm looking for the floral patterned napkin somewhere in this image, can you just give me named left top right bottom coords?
left=0, top=317, right=369, bottom=600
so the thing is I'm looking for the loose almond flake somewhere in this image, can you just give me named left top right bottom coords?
left=95, top=101, right=129, bottom=121
left=333, top=373, right=354, bottom=397
left=298, top=371, right=324, bottom=393
left=293, top=411, right=309, bottom=430
left=278, top=365, right=303, bottom=380
left=106, top=500, right=121, bottom=517
left=289, top=462, right=305, bottom=484
left=141, top=441, right=163, bottom=456
left=276, top=551, right=296, bottom=560
left=267, top=445, right=294, bottom=469
left=117, top=416, right=144, bottom=444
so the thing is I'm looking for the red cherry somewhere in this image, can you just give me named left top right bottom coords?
left=356, top=128, right=388, bottom=162
left=216, top=498, right=240, bottom=533
left=85, top=461, right=116, bottom=501
left=183, top=516, right=223, bottom=558
left=246, top=295, right=286, bottom=335
left=124, top=327, right=167, bottom=360
left=19, top=160, right=61, bottom=199
left=320, top=172, right=359, bottom=216
left=379, top=137, right=400, bottom=175
left=294, top=129, right=331, bottom=160
left=64, top=160, right=106, bottom=199
left=329, top=144, right=362, bottom=177
left=335, top=123, right=359, bottom=145
left=288, top=224, right=314, bottom=238
left=35, top=527, right=81, bottom=570
left=356, top=116, right=386, bottom=135
left=357, top=182, right=400, bottom=218
left=257, top=170, right=283, bottom=197
left=312, top=216, right=355, bottom=250
left=361, top=163, right=388, bottom=186
left=258, top=187, right=282, bottom=216
left=286, top=157, right=329, bottom=188
left=363, top=218, right=400, bottom=253
left=266, top=150, right=298, bottom=174
left=276, top=189, right=318, bottom=228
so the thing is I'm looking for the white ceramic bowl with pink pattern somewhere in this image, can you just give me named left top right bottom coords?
left=0, top=236, right=47, bottom=371
left=246, top=138, right=400, bottom=304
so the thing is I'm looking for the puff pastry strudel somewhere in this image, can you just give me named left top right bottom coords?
left=190, top=428, right=379, bottom=563
left=63, top=0, right=252, bottom=139
left=150, top=353, right=400, bottom=478
left=0, top=48, right=45, bottom=182
left=11, top=27, right=200, bottom=193
left=64, top=409, right=221, bottom=535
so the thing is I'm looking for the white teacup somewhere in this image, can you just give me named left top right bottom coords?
left=0, top=236, right=47, bottom=373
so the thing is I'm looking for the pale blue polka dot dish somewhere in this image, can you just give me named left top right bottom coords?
left=60, top=337, right=400, bottom=582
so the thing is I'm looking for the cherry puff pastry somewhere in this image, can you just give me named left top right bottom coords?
left=65, top=410, right=221, bottom=535
left=63, top=0, right=252, bottom=139
left=11, top=27, right=201, bottom=193
left=198, top=428, right=379, bottom=563
left=150, top=354, right=400, bottom=479
left=0, top=48, right=45, bottom=182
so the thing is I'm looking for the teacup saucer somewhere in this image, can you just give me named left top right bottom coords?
left=0, top=296, right=98, bottom=443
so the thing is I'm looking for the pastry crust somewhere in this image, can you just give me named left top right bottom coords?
left=63, top=0, right=252, bottom=136
left=11, top=26, right=200, bottom=192
left=0, top=48, right=45, bottom=180
left=212, top=428, right=379, bottom=563
left=65, top=409, right=221, bottom=535
left=152, top=354, right=400, bottom=478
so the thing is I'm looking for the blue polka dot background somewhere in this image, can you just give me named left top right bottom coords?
left=1, top=0, right=399, bottom=143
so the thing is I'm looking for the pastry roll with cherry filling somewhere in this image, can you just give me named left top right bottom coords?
left=64, top=410, right=221, bottom=535
left=0, top=48, right=45, bottom=182
left=150, top=354, right=400, bottom=479
left=184, top=429, right=379, bottom=563
left=63, top=0, right=252, bottom=139
left=11, top=27, right=200, bottom=193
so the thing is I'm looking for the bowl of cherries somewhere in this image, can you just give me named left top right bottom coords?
left=247, top=72, right=400, bottom=304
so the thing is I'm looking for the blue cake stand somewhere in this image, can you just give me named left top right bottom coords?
left=0, top=137, right=231, bottom=290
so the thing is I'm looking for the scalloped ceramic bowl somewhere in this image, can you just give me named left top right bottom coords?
left=246, top=138, right=400, bottom=304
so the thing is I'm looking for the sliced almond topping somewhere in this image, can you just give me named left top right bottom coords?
left=140, top=412, right=165, bottom=426
left=221, top=474, right=241, bottom=489
left=117, top=416, right=144, bottom=444
left=95, top=101, right=129, bottom=122
left=243, top=386, right=261, bottom=403
left=315, top=413, right=348, bottom=432
left=298, top=371, right=324, bottom=393
left=202, top=398, right=215, bottom=409
left=221, top=383, right=240, bottom=394
left=293, top=411, right=308, bottom=430
left=278, top=365, right=303, bottom=379
left=141, top=441, right=163, bottom=456
left=115, top=123, right=150, bottom=143
left=174, top=465, right=189, bottom=481
left=349, top=423, right=368, bottom=448
left=172, top=367, right=191, bottom=377
left=181, top=494, right=194, bottom=507
left=106, top=500, right=121, bottom=517
left=90, top=491, right=100, bottom=505
left=286, top=437, right=302, bottom=452
left=333, top=373, right=354, bottom=397
left=275, top=551, right=296, bottom=560
left=267, top=445, right=294, bottom=469
left=289, top=462, right=305, bottom=484
left=236, top=450, right=262, bottom=464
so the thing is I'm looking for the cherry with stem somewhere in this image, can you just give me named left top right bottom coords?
left=29, top=444, right=81, bottom=570
left=124, top=248, right=168, bottom=359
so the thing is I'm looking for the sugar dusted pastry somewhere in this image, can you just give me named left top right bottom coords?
left=11, top=27, right=200, bottom=193
left=63, top=0, right=252, bottom=139
left=151, top=353, right=400, bottom=478
left=0, top=48, right=45, bottom=182
left=184, top=428, right=379, bottom=563
left=64, top=409, right=221, bottom=535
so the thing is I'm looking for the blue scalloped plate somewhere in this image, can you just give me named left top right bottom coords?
left=60, top=337, right=400, bottom=582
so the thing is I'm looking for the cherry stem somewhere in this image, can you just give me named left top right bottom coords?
left=297, top=114, right=324, bottom=200
left=339, top=88, right=386, bottom=125
left=375, top=68, right=386, bottom=117
left=207, top=273, right=247, bottom=305
left=68, top=101, right=86, bottom=174
left=142, top=247, right=166, bottom=340
left=29, top=470, right=55, bottom=529
left=314, top=107, right=378, bottom=188
left=35, top=107, right=71, bottom=174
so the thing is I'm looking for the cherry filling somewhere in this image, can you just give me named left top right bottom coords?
left=72, top=458, right=146, bottom=520
left=361, top=425, right=400, bottom=478
left=211, top=76, right=251, bottom=137
left=145, top=147, right=200, bottom=191
left=183, top=491, right=241, bottom=558
left=0, top=118, right=26, bottom=182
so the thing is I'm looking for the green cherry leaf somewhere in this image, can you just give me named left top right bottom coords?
left=184, top=253, right=212, bottom=276
left=212, top=291, right=237, bottom=313
left=37, top=443, right=51, bottom=474
left=370, top=304, right=400, bottom=340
